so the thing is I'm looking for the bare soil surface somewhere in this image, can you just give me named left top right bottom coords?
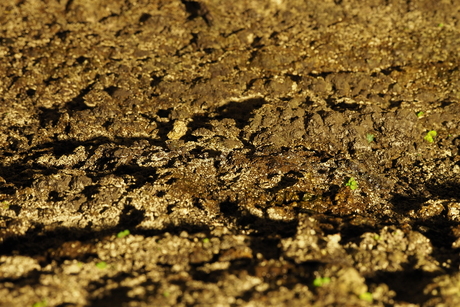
left=1, top=0, right=460, bottom=306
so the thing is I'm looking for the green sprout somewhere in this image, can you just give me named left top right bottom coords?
left=32, top=300, right=47, bottom=307
left=345, top=177, right=358, bottom=190
left=96, top=261, right=107, bottom=269
left=366, top=133, right=375, bottom=143
left=424, top=130, right=437, bottom=143
left=163, top=291, right=171, bottom=298
left=2, top=201, right=10, bottom=209
left=438, top=23, right=444, bottom=27
left=416, top=111, right=424, bottom=118
left=359, top=292, right=373, bottom=302
left=302, top=193, right=314, bottom=201
left=313, top=277, right=331, bottom=287
left=117, top=229, right=130, bottom=238
left=202, top=238, right=210, bottom=244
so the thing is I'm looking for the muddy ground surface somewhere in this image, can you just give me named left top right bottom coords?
left=1, top=0, right=460, bottom=306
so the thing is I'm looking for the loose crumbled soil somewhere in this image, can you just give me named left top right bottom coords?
left=1, top=0, right=460, bottom=306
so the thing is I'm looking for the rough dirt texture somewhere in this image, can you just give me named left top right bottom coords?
left=1, top=0, right=460, bottom=306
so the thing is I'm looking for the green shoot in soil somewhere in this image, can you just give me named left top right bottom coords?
left=313, top=277, right=331, bottom=287
left=359, top=292, right=373, bottom=302
left=366, top=133, right=375, bottom=143
left=117, top=229, right=130, bottom=238
left=345, top=177, right=358, bottom=190
left=2, top=201, right=10, bottom=209
left=32, top=300, right=47, bottom=307
left=424, top=130, right=437, bottom=143
left=96, top=261, right=107, bottom=269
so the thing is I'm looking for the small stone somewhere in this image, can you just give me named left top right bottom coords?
left=447, top=202, right=460, bottom=222
left=167, top=120, right=188, bottom=140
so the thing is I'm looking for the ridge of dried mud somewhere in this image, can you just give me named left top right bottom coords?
left=1, top=0, right=460, bottom=306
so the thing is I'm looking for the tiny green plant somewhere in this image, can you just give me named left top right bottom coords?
left=345, top=177, right=358, bottom=190
left=96, top=261, right=107, bottom=269
left=32, top=300, right=47, bottom=307
left=2, top=201, right=10, bottom=209
left=302, top=193, right=314, bottom=201
left=313, top=277, right=331, bottom=287
left=117, top=229, right=130, bottom=238
left=366, top=133, right=375, bottom=143
left=438, top=23, right=444, bottom=27
left=163, top=291, right=171, bottom=298
left=202, top=238, right=210, bottom=244
left=424, top=130, right=437, bottom=143
left=359, top=292, right=373, bottom=302
left=416, top=111, right=424, bottom=118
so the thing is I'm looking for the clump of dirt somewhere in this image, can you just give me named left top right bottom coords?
left=1, top=0, right=460, bottom=306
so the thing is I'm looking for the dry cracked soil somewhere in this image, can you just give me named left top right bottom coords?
left=1, top=0, right=460, bottom=306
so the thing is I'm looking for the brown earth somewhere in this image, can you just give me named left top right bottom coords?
left=1, top=0, right=460, bottom=306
